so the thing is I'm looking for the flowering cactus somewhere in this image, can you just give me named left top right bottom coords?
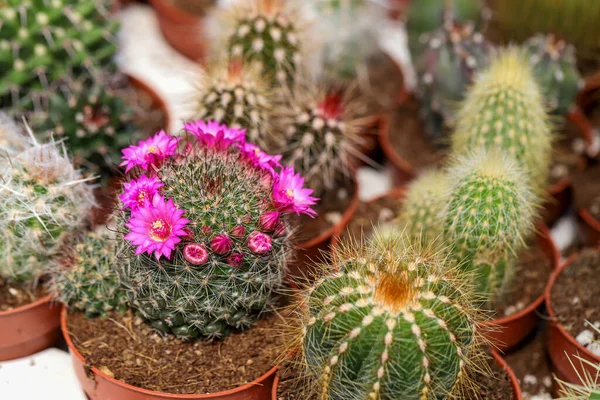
left=0, top=126, right=96, bottom=282
left=117, top=120, right=317, bottom=338
left=451, top=47, right=553, bottom=192
left=297, top=230, right=486, bottom=400
left=444, top=149, right=538, bottom=303
left=50, top=224, right=128, bottom=317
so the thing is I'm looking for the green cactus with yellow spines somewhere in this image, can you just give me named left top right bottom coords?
left=296, top=231, right=488, bottom=400
left=451, top=47, right=553, bottom=192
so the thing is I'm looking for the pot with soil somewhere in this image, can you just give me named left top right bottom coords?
left=574, top=164, right=600, bottom=247
left=150, top=0, right=215, bottom=62
left=546, top=249, right=600, bottom=387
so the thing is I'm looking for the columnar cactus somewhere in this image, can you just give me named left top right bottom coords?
left=397, top=169, right=449, bottom=246
left=298, top=231, right=486, bottom=400
left=451, top=48, right=553, bottom=191
left=415, top=20, right=492, bottom=140
left=224, top=0, right=302, bottom=85
left=50, top=224, right=128, bottom=317
left=195, top=59, right=272, bottom=148
left=116, top=121, right=317, bottom=338
left=0, top=0, right=118, bottom=111
left=524, top=34, right=584, bottom=116
left=0, top=128, right=96, bottom=282
left=444, top=150, right=538, bottom=302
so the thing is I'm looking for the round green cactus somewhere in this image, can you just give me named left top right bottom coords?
left=298, top=231, right=485, bottom=400
left=524, top=34, right=584, bottom=116
left=0, top=131, right=96, bottom=282
left=225, top=0, right=301, bottom=85
left=444, top=149, right=538, bottom=302
left=451, top=47, right=553, bottom=191
left=0, top=111, right=27, bottom=158
left=50, top=224, right=128, bottom=317
left=0, top=0, right=118, bottom=111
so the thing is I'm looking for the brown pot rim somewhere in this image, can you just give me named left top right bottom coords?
left=295, top=173, right=361, bottom=249
left=271, top=375, right=279, bottom=400
left=60, top=307, right=279, bottom=399
left=378, top=111, right=416, bottom=179
left=579, top=208, right=600, bottom=233
left=487, top=222, right=559, bottom=327
left=150, top=0, right=199, bottom=25
left=0, top=294, right=54, bottom=317
left=545, top=252, right=600, bottom=365
left=491, top=348, right=523, bottom=400
left=125, top=73, right=173, bottom=134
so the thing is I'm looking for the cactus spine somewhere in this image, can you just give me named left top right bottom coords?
left=0, top=112, right=27, bottom=158
left=555, top=355, right=600, bottom=400
left=451, top=48, right=553, bottom=191
left=298, top=231, right=486, bottom=400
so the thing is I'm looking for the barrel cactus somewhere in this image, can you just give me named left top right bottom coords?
left=50, top=224, right=128, bottom=317
left=415, top=20, right=492, bottom=141
left=451, top=47, right=553, bottom=191
left=297, top=231, right=486, bottom=400
left=116, top=121, right=317, bottom=338
left=524, top=34, right=584, bottom=116
left=0, top=111, right=27, bottom=157
left=0, top=0, right=118, bottom=112
left=444, top=149, right=538, bottom=303
left=195, top=59, right=272, bottom=149
left=0, top=128, right=96, bottom=282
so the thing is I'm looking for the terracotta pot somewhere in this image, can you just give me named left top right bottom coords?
left=491, top=349, right=523, bottom=400
left=151, top=0, right=208, bottom=63
left=286, top=177, right=360, bottom=282
left=483, top=222, right=560, bottom=352
left=578, top=208, right=600, bottom=247
left=378, top=111, right=418, bottom=186
left=271, top=376, right=279, bottom=400
left=126, top=74, right=173, bottom=133
left=543, top=177, right=573, bottom=226
left=0, top=295, right=61, bottom=361
left=546, top=253, right=600, bottom=386
left=61, top=308, right=278, bottom=400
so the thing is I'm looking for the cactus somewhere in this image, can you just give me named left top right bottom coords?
left=297, top=231, right=487, bottom=400
left=195, top=59, right=273, bottom=149
left=0, top=0, right=118, bottom=112
left=397, top=169, right=450, bottom=246
left=116, top=122, right=317, bottom=338
left=451, top=47, right=553, bottom=191
left=223, top=0, right=302, bottom=86
left=0, top=127, right=96, bottom=282
left=50, top=223, right=128, bottom=317
left=444, top=149, right=538, bottom=303
left=0, top=111, right=27, bottom=157
left=524, top=34, right=584, bottom=116
left=415, top=20, right=492, bottom=141
left=270, top=81, right=363, bottom=196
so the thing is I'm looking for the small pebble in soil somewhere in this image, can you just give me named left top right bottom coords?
left=503, top=301, right=526, bottom=317
left=551, top=163, right=568, bottom=180
left=378, top=207, right=394, bottom=223
left=572, top=138, right=586, bottom=154
left=575, top=320, right=600, bottom=356
left=325, top=212, right=343, bottom=226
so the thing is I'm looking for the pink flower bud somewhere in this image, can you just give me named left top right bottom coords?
left=183, top=243, right=209, bottom=265
left=259, top=172, right=273, bottom=189
left=182, top=227, right=195, bottom=240
left=201, top=226, right=212, bottom=236
left=241, top=214, right=253, bottom=224
left=227, top=252, right=244, bottom=268
left=274, top=220, right=286, bottom=238
left=259, top=211, right=280, bottom=231
left=231, top=225, right=246, bottom=237
left=247, top=231, right=272, bottom=255
left=211, top=234, right=232, bottom=255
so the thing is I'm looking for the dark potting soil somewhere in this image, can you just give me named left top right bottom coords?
left=573, top=164, right=600, bottom=220
left=290, top=178, right=355, bottom=243
left=0, top=279, right=47, bottom=311
left=492, top=240, right=552, bottom=318
left=505, top=331, right=554, bottom=400
left=167, top=0, right=216, bottom=15
left=127, top=82, right=169, bottom=136
left=549, top=148, right=584, bottom=186
left=361, top=52, right=405, bottom=116
left=67, top=309, right=292, bottom=394
left=552, top=249, right=600, bottom=339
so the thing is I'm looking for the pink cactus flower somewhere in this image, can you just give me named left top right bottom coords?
left=184, top=120, right=245, bottom=150
left=239, top=142, right=282, bottom=174
left=183, top=243, right=209, bottom=265
left=272, top=166, right=318, bottom=217
left=259, top=211, right=280, bottom=231
left=119, top=175, right=164, bottom=211
left=247, top=231, right=272, bottom=255
left=211, top=234, right=233, bottom=254
left=125, top=194, right=189, bottom=260
left=227, top=252, right=244, bottom=268
left=120, top=130, right=180, bottom=172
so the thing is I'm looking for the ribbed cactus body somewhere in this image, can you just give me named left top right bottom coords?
left=0, top=0, right=118, bottom=111
left=524, top=34, right=583, bottom=116
left=451, top=48, right=553, bottom=191
left=416, top=21, right=491, bottom=140
left=300, top=233, right=482, bottom=400
left=444, top=150, right=537, bottom=301
left=0, top=137, right=96, bottom=282
left=51, top=225, right=127, bottom=316
left=227, top=0, right=301, bottom=85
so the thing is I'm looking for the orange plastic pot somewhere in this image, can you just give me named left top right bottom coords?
left=126, top=74, right=173, bottom=133
left=483, top=223, right=560, bottom=352
left=0, top=295, right=61, bottom=361
left=378, top=110, right=417, bottom=186
left=271, top=376, right=279, bottom=400
left=578, top=208, right=600, bottom=247
left=491, top=349, right=523, bottom=400
left=543, top=177, right=574, bottom=226
left=546, top=253, right=600, bottom=386
left=61, top=308, right=278, bottom=400
left=151, top=0, right=208, bottom=63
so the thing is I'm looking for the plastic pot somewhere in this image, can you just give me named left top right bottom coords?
left=491, top=349, right=523, bottom=400
left=61, top=308, right=278, bottom=400
left=546, top=253, right=600, bottom=386
left=271, top=376, right=279, bottom=400
left=543, top=177, right=574, bottom=226
left=150, top=0, right=208, bottom=63
left=378, top=106, right=418, bottom=186
left=578, top=208, right=600, bottom=247
left=483, top=223, right=560, bottom=352
left=0, top=295, right=61, bottom=361
left=126, top=74, right=173, bottom=133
